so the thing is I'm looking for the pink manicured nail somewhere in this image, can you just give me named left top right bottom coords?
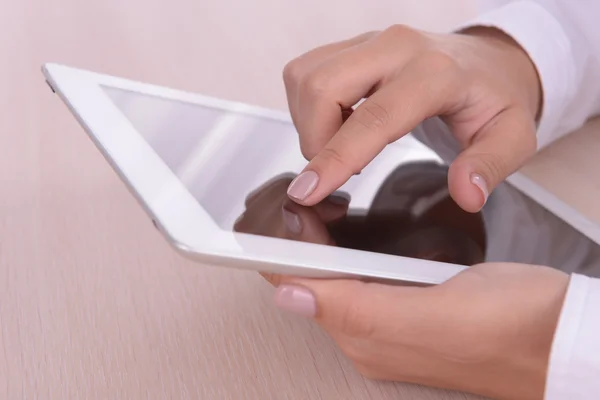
left=274, top=285, right=317, bottom=317
left=287, top=171, right=319, bottom=201
left=470, top=173, right=489, bottom=206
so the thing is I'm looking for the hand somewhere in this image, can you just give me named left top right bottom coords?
left=265, top=263, right=569, bottom=400
left=233, top=174, right=349, bottom=245
left=283, top=26, right=541, bottom=213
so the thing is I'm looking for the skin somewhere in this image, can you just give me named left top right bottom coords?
left=283, top=26, right=541, bottom=212
left=265, top=264, right=568, bottom=400
left=233, top=175, right=349, bottom=245
left=265, top=25, right=571, bottom=400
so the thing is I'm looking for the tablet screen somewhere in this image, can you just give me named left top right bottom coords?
left=103, top=86, right=600, bottom=274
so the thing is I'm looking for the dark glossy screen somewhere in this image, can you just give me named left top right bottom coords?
left=103, top=87, right=600, bottom=273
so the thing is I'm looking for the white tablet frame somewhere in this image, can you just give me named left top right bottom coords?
left=42, top=62, right=484, bottom=284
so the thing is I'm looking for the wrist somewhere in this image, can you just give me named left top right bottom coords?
left=462, top=26, right=542, bottom=122
left=491, top=271, right=568, bottom=400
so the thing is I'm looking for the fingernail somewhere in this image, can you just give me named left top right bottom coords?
left=274, top=285, right=317, bottom=317
left=287, top=171, right=319, bottom=201
left=470, top=173, right=489, bottom=205
left=282, top=207, right=302, bottom=234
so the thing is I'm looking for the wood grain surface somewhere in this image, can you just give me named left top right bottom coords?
left=10, top=0, right=587, bottom=398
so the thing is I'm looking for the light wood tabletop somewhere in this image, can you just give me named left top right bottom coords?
left=3, top=0, right=597, bottom=399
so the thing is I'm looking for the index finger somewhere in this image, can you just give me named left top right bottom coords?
left=287, top=56, right=462, bottom=205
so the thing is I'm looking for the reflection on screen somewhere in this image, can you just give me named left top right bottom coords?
left=103, top=87, right=600, bottom=275
left=232, top=165, right=486, bottom=266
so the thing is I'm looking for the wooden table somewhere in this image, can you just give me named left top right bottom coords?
left=4, top=0, right=595, bottom=398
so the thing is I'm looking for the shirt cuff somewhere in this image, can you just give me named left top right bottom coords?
left=545, top=274, right=600, bottom=399
left=457, top=1, right=577, bottom=149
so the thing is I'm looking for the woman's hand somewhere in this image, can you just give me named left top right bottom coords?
left=283, top=26, right=541, bottom=213
left=233, top=174, right=349, bottom=245
left=264, top=264, right=568, bottom=400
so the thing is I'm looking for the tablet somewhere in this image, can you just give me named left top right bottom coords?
left=42, top=63, right=600, bottom=285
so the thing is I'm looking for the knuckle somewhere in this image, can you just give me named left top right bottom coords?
left=318, top=146, right=359, bottom=175
left=473, top=151, right=509, bottom=185
left=282, top=60, right=303, bottom=86
left=299, top=69, right=334, bottom=99
left=353, top=100, right=391, bottom=133
left=380, top=24, right=415, bottom=40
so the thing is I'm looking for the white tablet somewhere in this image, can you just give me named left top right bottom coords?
left=42, top=63, right=600, bottom=285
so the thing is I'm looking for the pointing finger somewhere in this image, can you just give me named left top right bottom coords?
left=288, top=54, right=464, bottom=206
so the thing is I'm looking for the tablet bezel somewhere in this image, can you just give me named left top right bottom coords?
left=42, top=62, right=476, bottom=284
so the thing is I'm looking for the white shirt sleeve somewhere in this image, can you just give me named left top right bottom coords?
left=462, top=0, right=600, bottom=149
left=545, top=274, right=600, bottom=399
left=460, top=2, right=600, bottom=399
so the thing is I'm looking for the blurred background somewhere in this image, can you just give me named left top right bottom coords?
left=0, top=1, right=484, bottom=399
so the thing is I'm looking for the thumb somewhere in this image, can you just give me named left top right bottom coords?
left=273, top=278, right=424, bottom=337
left=448, top=109, right=537, bottom=213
